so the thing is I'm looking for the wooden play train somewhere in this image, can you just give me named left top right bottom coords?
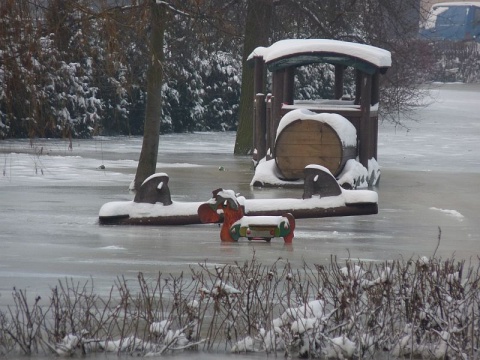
left=248, top=39, right=391, bottom=187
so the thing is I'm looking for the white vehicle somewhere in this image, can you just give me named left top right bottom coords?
left=420, top=2, right=480, bottom=41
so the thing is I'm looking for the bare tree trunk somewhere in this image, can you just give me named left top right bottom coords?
left=134, top=1, right=167, bottom=190
left=234, top=0, right=273, bottom=155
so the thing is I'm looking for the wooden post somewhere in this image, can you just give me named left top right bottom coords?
left=254, top=93, right=267, bottom=161
left=271, top=69, right=285, bottom=155
left=371, top=72, right=380, bottom=160
left=354, top=70, right=363, bottom=105
left=254, top=56, right=265, bottom=95
left=371, top=71, right=380, bottom=105
left=334, top=65, right=345, bottom=100
left=253, top=57, right=266, bottom=162
left=373, top=114, right=378, bottom=160
left=359, top=72, right=372, bottom=168
left=283, top=67, right=295, bottom=105
left=266, top=95, right=273, bottom=159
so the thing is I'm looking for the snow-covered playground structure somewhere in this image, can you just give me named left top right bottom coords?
left=99, top=169, right=378, bottom=226
left=99, top=39, right=390, bottom=226
left=248, top=39, right=392, bottom=188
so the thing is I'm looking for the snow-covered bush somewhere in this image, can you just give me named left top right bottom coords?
left=1, top=253, right=479, bottom=359
left=201, top=51, right=241, bottom=132
left=161, top=15, right=241, bottom=133
left=0, top=2, right=104, bottom=139
left=0, top=2, right=241, bottom=139
left=428, top=41, right=480, bottom=83
left=294, top=63, right=355, bottom=101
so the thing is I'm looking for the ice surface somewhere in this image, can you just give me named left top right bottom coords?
left=0, top=83, right=479, bottom=312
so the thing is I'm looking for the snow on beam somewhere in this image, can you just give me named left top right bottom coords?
left=98, top=171, right=378, bottom=226
left=248, top=39, right=391, bottom=73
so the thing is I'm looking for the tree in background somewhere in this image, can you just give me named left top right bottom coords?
left=133, top=0, right=245, bottom=189
left=90, top=2, right=148, bottom=136
left=160, top=0, right=244, bottom=133
left=352, top=0, right=432, bottom=124
left=0, top=0, right=37, bottom=138
left=134, top=1, right=168, bottom=190
left=1, top=0, right=476, bottom=142
left=234, top=0, right=274, bottom=155
left=0, top=0, right=128, bottom=139
left=249, top=0, right=431, bottom=126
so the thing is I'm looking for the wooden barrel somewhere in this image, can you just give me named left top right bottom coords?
left=275, top=115, right=357, bottom=180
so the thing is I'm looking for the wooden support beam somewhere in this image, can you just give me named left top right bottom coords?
left=359, top=73, right=372, bottom=168
left=354, top=70, right=363, bottom=105
left=373, top=113, right=378, bottom=160
left=371, top=71, right=380, bottom=105
left=253, top=57, right=267, bottom=161
left=244, top=203, right=379, bottom=218
left=271, top=69, right=285, bottom=155
left=370, top=72, right=380, bottom=160
left=334, top=65, right=345, bottom=99
left=266, top=95, right=273, bottom=159
left=283, top=67, right=295, bottom=105
left=99, top=202, right=378, bottom=225
left=253, top=56, right=265, bottom=95
left=254, top=93, right=267, bottom=161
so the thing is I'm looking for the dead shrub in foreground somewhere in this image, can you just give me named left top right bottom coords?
left=0, top=254, right=479, bottom=359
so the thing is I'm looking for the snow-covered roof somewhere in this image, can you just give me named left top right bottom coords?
left=248, top=39, right=391, bottom=74
left=431, top=1, right=480, bottom=7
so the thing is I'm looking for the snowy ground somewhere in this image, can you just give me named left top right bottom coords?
left=0, top=83, right=479, bottom=312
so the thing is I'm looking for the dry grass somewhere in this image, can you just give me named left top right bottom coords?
left=0, top=253, right=479, bottom=358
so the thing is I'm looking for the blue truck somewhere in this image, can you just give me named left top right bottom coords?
left=420, top=2, right=480, bottom=41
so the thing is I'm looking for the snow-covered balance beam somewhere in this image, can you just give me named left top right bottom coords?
left=98, top=168, right=377, bottom=226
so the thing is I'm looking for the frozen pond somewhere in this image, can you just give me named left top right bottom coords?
left=0, top=83, right=479, bottom=304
